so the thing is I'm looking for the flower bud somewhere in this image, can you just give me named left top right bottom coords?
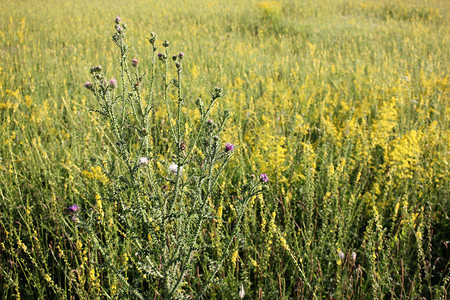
left=162, top=40, right=170, bottom=47
left=132, top=58, right=139, bottom=67
left=172, top=55, right=177, bottom=61
left=84, top=81, right=93, bottom=90
left=109, top=78, right=117, bottom=89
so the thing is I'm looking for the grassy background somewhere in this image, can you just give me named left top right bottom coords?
left=1, top=0, right=449, bottom=298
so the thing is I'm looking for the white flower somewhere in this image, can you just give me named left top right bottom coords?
left=139, top=157, right=149, bottom=165
left=169, top=163, right=182, bottom=174
left=239, top=284, right=245, bottom=299
left=351, top=251, right=357, bottom=263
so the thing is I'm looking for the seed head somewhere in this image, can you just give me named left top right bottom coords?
left=169, top=163, right=182, bottom=174
left=139, top=157, right=149, bottom=165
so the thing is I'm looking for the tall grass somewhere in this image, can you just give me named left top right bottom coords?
left=0, top=0, right=448, bottom=298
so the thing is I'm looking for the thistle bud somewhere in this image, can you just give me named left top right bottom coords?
left=162, top=40, right=170, bottom=47
left=132, top=58, right=139, bottom=67
left=84, top=81, right=93, bottom=90
left=109, top=78, right=117, bottom=89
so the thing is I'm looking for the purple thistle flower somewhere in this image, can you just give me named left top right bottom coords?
left=68, top=205, right=79, bottom=212
left=132, top=58, right=139, bottom=67
left=109, top=78, right=117, bottom=89
left=158, top=52, right=164, bottom=61
left=84, top=81, right=93, bottom=89
left=178, top=52, right=184, bottom=59
left=260, top=173, right=268, bottom=183
left=115, top=16, right=121, bottom=24
left=225, top=143, right=234, bottom=153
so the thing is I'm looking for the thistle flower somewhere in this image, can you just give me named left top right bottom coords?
left=178, top=52, right=184, bottom=59
left=132, top=58, right=139, bottom=67
left=207, top=119, right=213, bottom=125
left=139, top=157, right=149, bottom=165
left=158, top=52, right=164, bottom=61
left=109, top=78, right=117, bottom=89
left=116, top=26, right=123, bottom=33
left=225, top=143, right=234, bottom=152
left=260, top=173, right=268, bottom=183
left=68, top=205, right=79, bottom=212
left=115, top=16, right=121, bottom=24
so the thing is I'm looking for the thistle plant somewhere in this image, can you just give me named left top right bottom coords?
left=82, top=18, right=264, bottom=298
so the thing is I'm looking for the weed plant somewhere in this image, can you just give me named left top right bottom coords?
left=78, top=18, right=265, bottom=299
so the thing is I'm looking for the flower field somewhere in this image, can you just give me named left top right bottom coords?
left=0, top=0, right=448, bottom=298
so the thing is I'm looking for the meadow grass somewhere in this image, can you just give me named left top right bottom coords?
left=0, top=0, right=449, bottom=298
